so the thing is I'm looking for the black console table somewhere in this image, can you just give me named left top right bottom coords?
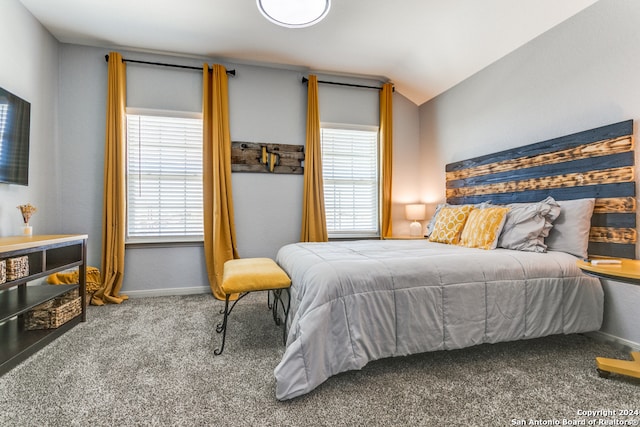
left=0, top=234, right=88, bottom=375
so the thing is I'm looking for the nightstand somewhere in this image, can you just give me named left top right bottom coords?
left=577, top=257, right=640, bottom=380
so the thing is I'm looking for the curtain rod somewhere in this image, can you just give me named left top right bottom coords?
left=301, top=76, right=392, bottom=91
left=104, top=55, right=236, bottom=76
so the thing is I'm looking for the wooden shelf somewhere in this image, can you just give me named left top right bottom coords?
left=0, top=284, right=78, bottom=323
left=0, top=235, right=88, bottom=376
left=0, top=316, right=81, bottom=375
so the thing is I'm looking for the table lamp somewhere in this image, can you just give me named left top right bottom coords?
left=405, top=204, right=426, bottom=237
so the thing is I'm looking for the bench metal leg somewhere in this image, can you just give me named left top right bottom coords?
left=214, top=295, right=230, bottom=356
left=271, top=290, right=282, bottom=325
left=214, top=292, right=250, bottom=356
left=267, top=290, right=274, bottom=310
left=282, top=288, right=290, bottom=345
left=270, top=288, right=291, bottom=345
left=215, top=288, right=290, bottom=355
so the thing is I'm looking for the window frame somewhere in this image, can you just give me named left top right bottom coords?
left=320, top=123, right=381, bottom=239
left=125, top=108, right=204, bottom=245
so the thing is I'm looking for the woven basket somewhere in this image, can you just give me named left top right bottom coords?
left=0, top=260, right=5, bottom=284
left=7, top=256, right=29, bottom=281
left=24, top=289, right=82, bottom=330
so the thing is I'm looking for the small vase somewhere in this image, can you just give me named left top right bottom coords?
left=22, top=224, right=32, bottom=236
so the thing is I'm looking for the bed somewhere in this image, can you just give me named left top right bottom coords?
left=273, top=120, right=636, bottom=400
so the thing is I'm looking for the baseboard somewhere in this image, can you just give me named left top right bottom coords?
left=586, top=331, right=640, bottom=351
left=122, top=286, right=211, bottom=299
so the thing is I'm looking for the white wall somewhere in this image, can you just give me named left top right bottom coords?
left=56, top=44, right=421, bottom=295
left=419, top=0, right=640, bottom=346
left=57, top=44, right=107, bottom=259
left=391, top=93, right=421, bottom=235
left=229, top=64, right=307, bottom=260
left=0, top=0, right=60, bottom=236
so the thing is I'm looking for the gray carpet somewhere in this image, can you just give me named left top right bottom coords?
left=1, top=293, right=639, bottom=427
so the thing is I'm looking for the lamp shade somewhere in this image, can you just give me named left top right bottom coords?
left=405, top=204, right=426, bottom=221
left=257, top=0, right=331, bottom=28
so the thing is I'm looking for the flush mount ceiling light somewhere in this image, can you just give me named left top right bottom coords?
left=257, top=0, right=331, bottom=28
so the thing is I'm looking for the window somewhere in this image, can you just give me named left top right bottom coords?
left=321, top=125, right=379, bottom=238
left=126, top=110, right=203, bottom=242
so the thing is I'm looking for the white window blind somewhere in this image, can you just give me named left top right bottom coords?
left=321, top=126, right=379, bottom=238
left=126, top=112, right=203, bottom=242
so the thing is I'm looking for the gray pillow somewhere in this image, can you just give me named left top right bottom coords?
left=497, top=197, right=561, bottom=252
left=545, top=198, right=595, bottom=259
left=425, top=203, right=446, bottom=237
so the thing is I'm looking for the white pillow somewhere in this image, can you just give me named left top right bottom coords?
left=545, top=198, right=595, bottom=259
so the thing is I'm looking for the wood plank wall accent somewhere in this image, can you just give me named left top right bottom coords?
left=445, top=120, right=636, bottom=259
left=231, top=142, right=304, bottom=174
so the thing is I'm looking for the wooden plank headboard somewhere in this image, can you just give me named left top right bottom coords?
left=445, top=120, right=636, bottom=259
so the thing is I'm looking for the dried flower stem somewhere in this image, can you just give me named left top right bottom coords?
left=17, top=203, right=37, bottom=224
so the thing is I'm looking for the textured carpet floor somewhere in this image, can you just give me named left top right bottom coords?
left=1, top=293, right=639, bottom=426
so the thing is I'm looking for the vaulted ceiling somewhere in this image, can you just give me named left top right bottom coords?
left=18, top=0, right=598, bottom=105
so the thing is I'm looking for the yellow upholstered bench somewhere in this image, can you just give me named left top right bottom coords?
left=214, top=258, right=291, bottom=355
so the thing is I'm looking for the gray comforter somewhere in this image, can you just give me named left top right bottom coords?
left=273, top=240, right=603, bottom=400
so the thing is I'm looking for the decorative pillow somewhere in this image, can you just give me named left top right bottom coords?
left=497, top=197, right=561, bottom=252
left=459, top=206, right=510, bottom=250
left=545, top=198, right=595, bottom=259
left=425, top=201, right=492, bottom=237
left=538, top=196, right=561, bottom=240
left=428, top=205, right=475, bottom=244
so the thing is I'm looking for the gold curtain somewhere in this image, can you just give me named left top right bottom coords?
left=203, top=64, right=239, bottom=300
left=95, top=52, right=129, bottom=306
left=380, top=83, right=394, bottom=239
left=300, top=75, right=328, bottom=242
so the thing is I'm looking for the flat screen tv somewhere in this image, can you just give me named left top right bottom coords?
left=0, top=86, right=31, bottom=186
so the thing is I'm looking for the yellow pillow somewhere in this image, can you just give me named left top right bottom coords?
left=459, top=206, right=510, bottom=250
left=428, top=205, right=475, bottom=244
